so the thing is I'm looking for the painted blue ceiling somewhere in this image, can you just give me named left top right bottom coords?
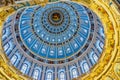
left=19, top=2, right=90, bottom=60
left=2, top=1, right=105, bottom=80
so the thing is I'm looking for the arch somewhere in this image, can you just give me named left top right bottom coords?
left=80, top=60, right=90, bottom=73
left=95, top=40, right=102, bottom=53
left=83, top=62, right=89, bottom=73
left=89, top=51, right=98, bottom=64
left=2, top=27, right=11, bottom=40
left=22, top=60, right=31, bottom=74
left=58, top=69, right=66, bottom=80
left=4, top=42, right=10, bottom=54
left=71, top=68, right=78, bottom=78
left=10, top=55, right=18, bottom=65
left=21, top=63, right=28, bottom=74
left=10, top=51, right=22, bottom=67
left=98, top=26, right=105, bottom=38
left=46, top=70, right=53, bottom=80
left=14, top=51, right=22, bottom=67
left=93, top=53, right=98, bottom=63
left=3, top=39, right=15, bottom=55
left=70, top=66, right=78, bottom=79
left=99, top=41, right=104, bottom=49
left=32, top=67, right=41, bottom=80
left=59, top=71, right=65, bottom=80
left=33, top=69, right=39, bottom=79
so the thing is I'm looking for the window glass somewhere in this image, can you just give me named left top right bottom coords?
left=60, top=72, right=65, bottom=80
left=93, top=53, right=98, bottom=62
left=33, top=69, right=39, bottom=79
left=83, top=63, right=89, bottom=72
left=11, top=55, right=17, bottom=64
left=21, top=64, right=28, bottom=74
left=72, top=68, right=78, bottom=78
left=47, top=72, right=52, bottom=80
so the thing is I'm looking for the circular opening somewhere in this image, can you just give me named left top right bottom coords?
left=52, top=12, right=61, bottom=22
left=48, top=10, right=64, bottom=26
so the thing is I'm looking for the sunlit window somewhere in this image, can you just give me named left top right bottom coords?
left=33, top=69, right=39, bottom=79
left=83, top=63, right=89, bottom=72
left=46, top=72, right=52, bottom=80
left=4, top=43, right=10, bottom=52
left=99, top=27, right=105, bottom=38
left=72, top=68, right=78, bottom=78
left=11, top=55, right=17, bottom=65
left=93, top=53, right=98, bottom=63
left=21, top=63, right=28, bottom=74
left=60, top=72, right=65, bottom=80
left=96, top=40, right=102, bottom=52
left=99, top=42, right=104, bottom=49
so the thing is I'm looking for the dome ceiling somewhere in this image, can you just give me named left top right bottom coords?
left=2, top=1, right=105, bottom=80
left=19, top=2, right=91, bottom=60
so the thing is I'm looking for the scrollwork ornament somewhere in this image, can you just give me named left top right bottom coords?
left=114, top=62, right=120, bottom=78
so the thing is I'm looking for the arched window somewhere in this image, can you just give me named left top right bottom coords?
left=72, top=68, right=78, bottom=78
left=4, top=40, right=14, bottom=55
left=96, top=40, right=102, bottom=52
left=89, top=51, right=99, bottom=64
left=10, top=55, right=17, bottom=65
left=60, top=71, right=65, bottom=80
left=93, top=53, right=98, bottom=63
left=99, top=27, right=105, bottom=38
left=33, top=69, right=39, bottom=79
left=83, top=63, right=89, bottom=73
left=99, top=42, right=104, bottom=49
left=21, top=63, right=28, bottom=74
left=4, top=43, right=10, bottom=52
left=46, top=71, right=52, bottom=80
left=2, top=27, right=11, bottom=40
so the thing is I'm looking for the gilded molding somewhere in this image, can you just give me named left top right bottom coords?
left=0, top=0, right=120, bottom=80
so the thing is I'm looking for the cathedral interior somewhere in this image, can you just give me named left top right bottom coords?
left=0, top=0, right=120, bottom=80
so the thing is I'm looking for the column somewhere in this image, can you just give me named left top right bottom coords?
left=85, top=55, right=92, bottom=68
left=8, top=47, right=17, bottom=59
left=28, top=62, right=35, bottom=76
left=66, top=65, right=70, bottom=80
left=76, top=61, right=81, bottom=76
left=97, top=34, right=104, bottom=43
left=2, top=36, right=12, bottom=46
left=17, top=56, right=25, bottom=69
left=41, top=66, right=46, bottom=80
left=93, top=45, right=100, bottom=57
left=55, top=67, right=57, bottom=80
